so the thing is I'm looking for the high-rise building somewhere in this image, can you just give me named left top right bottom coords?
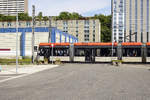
left=0, top=0, right=28, bottom=16
left=112, top=0, right=150, bottom=43
left=112, top=0, right=124, bottom=43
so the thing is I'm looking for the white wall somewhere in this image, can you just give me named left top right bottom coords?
left=25, top=32, right=49, bottom=56
left=0, top=32, right=49, bottom=58
left=0, top=33, right=21, bottom=58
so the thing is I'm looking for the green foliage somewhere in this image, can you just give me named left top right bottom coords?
left=36, top=12, right=49, bottom=21
left=0, top=58, right=31, bottom=65
left=37, top=12, right=43, bottom=21
left=43, top=16, right=49, bottom=21
left=0, top=14, right=16, bottom=21
left=0, top=13, right=32, bottom=21
left=56, top=12, right=82, bottom=20
left=18, top=13, right=32, bottom=21
left=94, top=14, right=112, bottom=42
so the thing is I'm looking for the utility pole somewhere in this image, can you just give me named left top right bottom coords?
left=16, top=1, right=18, bottom=74
left=49, top=16, right=52, bottom=43
left=111, top=0, right=114, bottom=57
left=32, top=5, right=35, bottom=64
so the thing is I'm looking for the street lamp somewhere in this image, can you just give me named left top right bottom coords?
left=16, top=0, right=18, bottom=74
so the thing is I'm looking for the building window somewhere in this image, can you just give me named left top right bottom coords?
left=7, top=22, right=11, bottom=27
left=44, top=21, right=47, bottom=26
left=19, top=22, right=21, bottom=27
left=26, top=22, right=31, bottom=27
left=63, top=21, right=68, bottom=32
left=76, top=20, right=78, bottom=24
left=84, top=20, right=89, bottom=25
left=84, top=30, right=89, bottom=33
left=93, top=26, right=95, bottom=29
left=93, top=39, right=95, bottom=42
left=2, top=22, right=4, bottom=27
left=84, top=39, right=89, bottom=42
left=76, top=34, right=78, bottom=38
left=93, top=20, right=95, bottom=25
left=84, top=35, right=89, bottom=37
left=93, top=34, right=95, bottom=42
left=93, top=30, right=95, bottom=33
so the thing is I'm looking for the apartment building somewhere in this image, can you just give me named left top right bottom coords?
left=0, top=19, right=101, bottom=42
left=112, top=0, right=150, bottom=43
left=0, top=0, right=28, bottom=16
left=51, top=19, right=101, bottom=42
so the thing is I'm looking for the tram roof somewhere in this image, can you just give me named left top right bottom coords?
left=146, top=42, right=150, bottom=46
left=74, top=43, right=118, bottom=46
left=39, top=43, right=70, bottom=46
left=121, top=42, right=142, bottom=46
left=39, top=42, right=146, bottom=47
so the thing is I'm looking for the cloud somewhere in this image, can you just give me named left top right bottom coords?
left=29, top=0, right=111, bottom=16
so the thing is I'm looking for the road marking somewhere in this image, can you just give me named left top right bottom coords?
left=0, top=65, right=58, bottom=83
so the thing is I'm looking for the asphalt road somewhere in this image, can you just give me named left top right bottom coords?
left=0, top=64, right=150, bottom=100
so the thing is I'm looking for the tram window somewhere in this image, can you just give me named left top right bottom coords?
left=96, top=49, right=101, bottom=57
left=122, top=48, right=141, bottom=57
left=96, top=48, right=117, bottom=57
left=75, top=49, right=85, bottom=56
left=53, top=49, right=69, bottom=56
left=147, top=49, right=150, bottom=57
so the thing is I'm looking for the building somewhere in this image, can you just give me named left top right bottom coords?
left=0, top=0, right=28, bottom=16
left=112, top=0, right=150, bottom=43
left=51, top=19, right=101, bottom=43
left=0, top=27, right=77, bottom=58
left=0, top=19, right=101, bottom=42
left=112, top=0, right=124, bottom=43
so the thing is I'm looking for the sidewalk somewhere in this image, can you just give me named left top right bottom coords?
left=0, top=65, right=58, bottom=75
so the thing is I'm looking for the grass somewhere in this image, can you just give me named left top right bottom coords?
left=0, top=58, right=32, bottom=65
left=111, top=60, right=123, bottom=63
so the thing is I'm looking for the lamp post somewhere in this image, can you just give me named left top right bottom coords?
left=32, top=5, right=35, bottom=64
left=16, top=0, right=18, bottom=74
left=111, top=0, right=114, bottom=57
left=49, top=16, right=52, bottom=43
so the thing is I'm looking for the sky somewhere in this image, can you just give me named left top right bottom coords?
left=28, top=0, right=111, bottom=16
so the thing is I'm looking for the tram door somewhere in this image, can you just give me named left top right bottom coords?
left=85, top=49, right=95, bottom=62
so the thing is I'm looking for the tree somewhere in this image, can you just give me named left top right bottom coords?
left=56, top=12, right=83, bottom=20
left=37, top=12, right=43, bottom=21
left=94, top=14, right=112, bottom=42
left=18, top=13, right=32, bottom=21
left=70, top=12, right=82, bottom=19
left=43, top=16, right=49, bottom=21
left=57, top=12, right=70, bottom=20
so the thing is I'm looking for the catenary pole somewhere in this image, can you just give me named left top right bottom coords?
left=49, top=16, right=52, bottom=43
left=111, top=0, right=114, bottom=57
left=16, top=0, right=18, bottom=74
left=32, top=5, right=35, bottom=64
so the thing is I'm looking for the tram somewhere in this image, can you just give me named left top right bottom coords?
left=38, top=42, right=149, bottom=63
